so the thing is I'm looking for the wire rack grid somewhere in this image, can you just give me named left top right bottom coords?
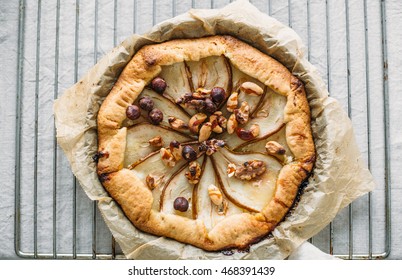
left=14, top=0, right=391, bottom=259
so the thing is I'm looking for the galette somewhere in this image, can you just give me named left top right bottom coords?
left=95, top=35, right=315, bottom=251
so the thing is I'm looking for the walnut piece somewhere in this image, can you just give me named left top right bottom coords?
left=160, top=148, right=176, bottom=167
left=185, top=161, right=202, bottom=185
left=227, top=113, right=238, bottom=134
left=168, top=116, right=189, bottom=131
left=176, top=92, right=192, bottom=105
left=176, top=89, right=217, bottom=114
left=192, top=88, right=211, bottom=99
left=234, top=160, right=266, bottom=181
left=217, top=114, right=227, bottom=129
left=234, top=101, right=250, bottom=124
left=227, top=163, right=236, bottom=178
left=169, top=140, right=183, bottom=161
left=146, top=173, right=165, bottom=190
left=148, top=135, right=164, bottom=147
left=200, top=138, right=225, bottom=156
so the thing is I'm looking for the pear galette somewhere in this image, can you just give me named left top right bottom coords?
left=96, top=35, right=315, bottom=251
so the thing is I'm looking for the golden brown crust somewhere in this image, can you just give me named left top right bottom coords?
left=97, top=127, right=127, bottom=174
left=102, top=169, right=153, bottom=225
left=262, top=163, right=307, bottom=224
left=96, top=35, right=315, bottom=251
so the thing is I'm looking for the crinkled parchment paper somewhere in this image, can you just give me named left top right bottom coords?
left=53, top=0, right=375, bottom=259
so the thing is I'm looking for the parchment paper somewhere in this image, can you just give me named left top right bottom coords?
left=53, top=0, right=375, bottom=260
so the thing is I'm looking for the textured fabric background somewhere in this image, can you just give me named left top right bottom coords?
left=1, top=0, right=401, bottom=259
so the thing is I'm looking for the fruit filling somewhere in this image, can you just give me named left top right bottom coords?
left=123, top=57, right=290, bottom=228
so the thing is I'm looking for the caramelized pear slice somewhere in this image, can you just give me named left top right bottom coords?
left=211, top=148, right=282, bottom=213
left=130, top=151, right=188, bottom=211
left=194, top=157, right=243, bottom=230
left=221, top=89, right=287, bottom=149
left=159, top=157, right=205, bottom=219
left=124, top=123, right=192, bottom=168
left=185, top=56, right=232, bottom=98
left=158, top=62, right=197, bottom=115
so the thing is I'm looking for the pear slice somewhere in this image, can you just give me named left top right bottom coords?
left=159, top=156, right=206, bottom=219
left=185, top=56, right=232, bottom=98
left=211, top=148, right=282, bottom=213
left=221, top=89, right=287, bottom=150
left=232, top=64, right=267, bottom=115
left=194, top=157, right=244, bottom=230
left=130, top=151, right=188, bottom=211
left=124, top=123, right=192, bottom=168
left=158, top=62, right=197, bottom=115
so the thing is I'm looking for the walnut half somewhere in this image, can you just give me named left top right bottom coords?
left=234, top=160, right=266, bottom=181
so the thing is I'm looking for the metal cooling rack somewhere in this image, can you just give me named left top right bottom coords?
left=14, top=0, right=391, bottom=259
